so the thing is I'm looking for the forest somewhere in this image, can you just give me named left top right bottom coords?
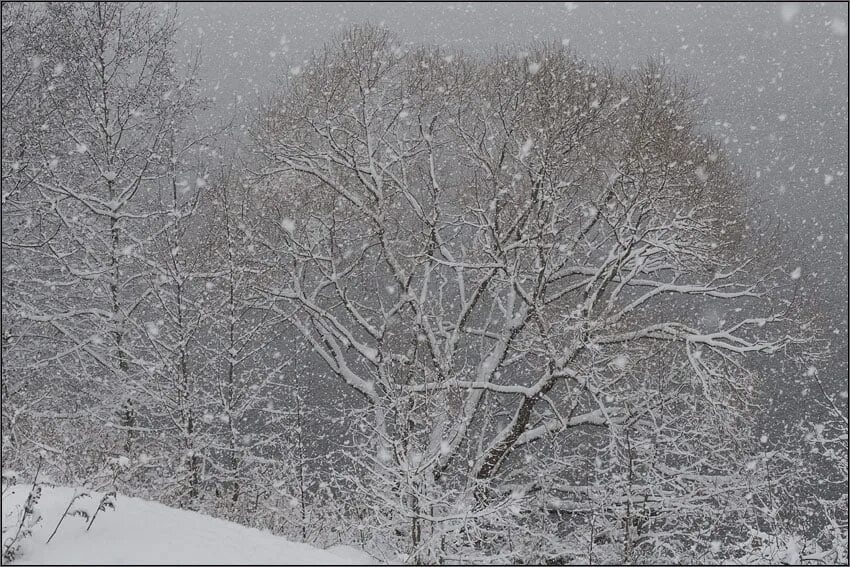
left=1, top=3, right=847, bottom=565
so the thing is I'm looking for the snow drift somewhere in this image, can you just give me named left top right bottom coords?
left=2, top=484, right=370, bottom=565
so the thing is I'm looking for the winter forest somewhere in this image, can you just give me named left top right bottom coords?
left=1, top=2, right=847, bottom=565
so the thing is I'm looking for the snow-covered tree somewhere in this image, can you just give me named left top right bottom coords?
left=1, top=1, right=204, bottom=486
left=193, top=170, right=295, bottom=516
left=2, top=1, right=67, bottom=476
left=252, top=27, right=814, bottom=562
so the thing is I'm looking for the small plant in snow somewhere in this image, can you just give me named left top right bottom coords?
left=1, top=471, right=18, bottom=496
left=2, top=459, right=44, bottom=563
left=45, top=488, right=90, bottom=544
left=86, top=491, right=117, bottom=532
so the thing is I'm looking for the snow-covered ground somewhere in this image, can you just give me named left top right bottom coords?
left=2, top=485, right=373, bottom=565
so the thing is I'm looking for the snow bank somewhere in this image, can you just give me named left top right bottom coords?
left=2, top=485, right=367, bottom=565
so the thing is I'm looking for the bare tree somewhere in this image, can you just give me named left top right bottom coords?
left=194, top=170, right=294, bottom=516
left=2, top=1, right=66, bottom=476
left=1, top=1, right=203, bottom=484
left=252, top=27, right=812, bottom=562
